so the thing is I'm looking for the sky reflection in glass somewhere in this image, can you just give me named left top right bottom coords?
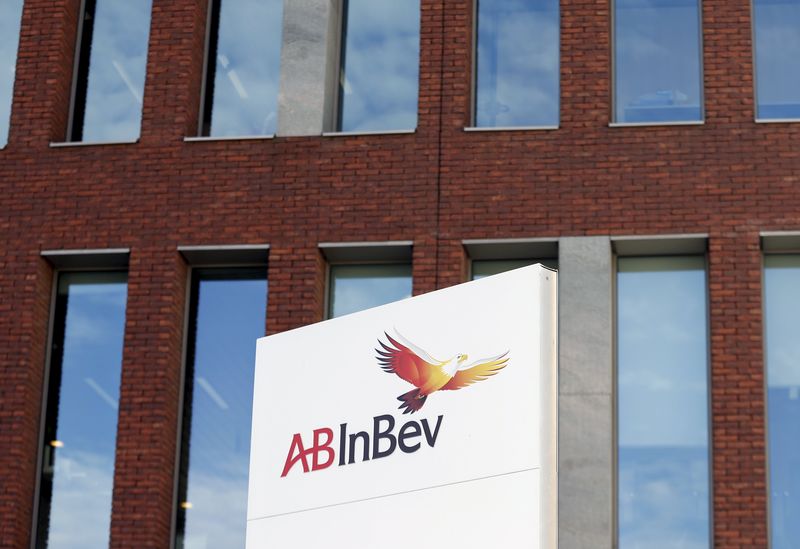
left=475, top=0, right=559, bottom=127
left=614, top=0, right=702, bottom=123
left=764, top=255, right=800, bottom=549
left=617, top=256, right=710, bottom=549
left=38, top=272, right=127, bottom=549
left=205, top=0, right=283, bottom=136
left=178, top=271, right=267, bottom=549
left=80, top=0, right=151, bottom=142
left=471, top=258, right=557, bottom=280
left=338, top=0, right=419, bottom=132
left=0, top=0, right=23, bottom=147
left=329, top=264, right=412, bottom=318
left=753, top=0, right=800, bottom=120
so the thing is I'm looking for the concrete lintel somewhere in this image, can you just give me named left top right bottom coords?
left=178, top=244, right=270, bottom=266
left=319, top=241, right=413, bottom=263
left=41, top=248, right=130, bottom=269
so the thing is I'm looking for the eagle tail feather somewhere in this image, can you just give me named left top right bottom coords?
left=397, top=389, right=427, bottom=414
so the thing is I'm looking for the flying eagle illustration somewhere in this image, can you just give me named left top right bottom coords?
left=375, top=331, right=509, bottom=414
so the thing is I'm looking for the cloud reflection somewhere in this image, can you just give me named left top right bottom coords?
left=0, top=0, right=23, bottom=147
left=339, top=0, right=420, bottom=132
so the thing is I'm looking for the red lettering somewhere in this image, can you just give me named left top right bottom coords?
left=280, top=433, right=310, bottom=477
left=280, top=428, right=336, bottom=477
left=312, top=428, right=335, bottom=471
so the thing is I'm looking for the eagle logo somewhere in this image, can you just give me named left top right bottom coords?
left=375, top=330, right=509, bottom=414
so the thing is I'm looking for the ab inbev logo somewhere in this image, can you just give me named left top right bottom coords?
left=280, top=330, right=509, bottom=478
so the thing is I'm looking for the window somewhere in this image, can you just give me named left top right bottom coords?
left=337, top=0, right=420, bottom=132
left=35, top=272, right=128, bottom=548
left=613, top=0, right=703, bottom=124
left=616, top=256, right=710, bottom=547
left=175, top=268, right=267, bottom=549
left=328, top=264, right=412, bottom=318
left=0, top=0, right=23, bottom=147
left=471, top=258, right=557, bottom=280
left=474, top=0, right=559, bottom=128
left=199, top=0, right=283, bottom=137
left=753, top=0, right=800, bottom=120
left=764, top=255, right=800, bottom=548
left=68, top=0, right=152, bottom=142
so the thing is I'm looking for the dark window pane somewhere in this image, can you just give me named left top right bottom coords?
left=203, top=0, right=283, bottom=136
left=176, top=270, right=267, bottom=549
left=338, top=0, right=419, bottom=132
left=36, top=272, right=128, bottom=548
left=0, top=0, right=23, bottom=147
left=614, top=0, right=702, bottom=123
left=753, top=0, right=800, bottom=120
left=616, top=256, right=710, bottom=548
left=76, top=0, right=152, bottom=142
left=329, top=264, right=412, bottom=318
left=475, top=0, right=559, bottom=127
left=472, top=258, right=557, bottom=280
left=764, top=255, right=800, bottom=549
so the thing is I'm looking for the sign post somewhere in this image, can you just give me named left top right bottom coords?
left=247, top=265, right=558, bottom=548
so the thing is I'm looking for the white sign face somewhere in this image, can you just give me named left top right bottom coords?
left=247, top=265, right=558, bottom=549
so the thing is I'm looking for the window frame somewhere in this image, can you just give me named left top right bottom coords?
left=31, top=264, right=129, bottom=548
left=611, top=248, right=714, bottom=548
left=468, top=0, right=562, bottom=131
left=170, top=245, right=269, bottom=549
left=331, top=0, right=421, bottom=134
left=610, top=0, right=707, bottom=127
left=324, top=260, right=413, bottom=320
left=761, top=235, right=800, bottom=548
left=750, top=0, right=800, bottom=124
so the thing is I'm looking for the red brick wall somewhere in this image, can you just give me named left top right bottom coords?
left=1, top=0, right=796, bottom=546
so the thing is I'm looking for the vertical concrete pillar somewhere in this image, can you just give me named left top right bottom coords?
left=276, top=0, right=341, bottom=136
left=558, top=236, right=613, bottom=549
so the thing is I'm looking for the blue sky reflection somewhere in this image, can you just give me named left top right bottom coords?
left=180, top=274, right=266, bottom=549
left=476, top=0, right=559, bottom=127
left=617, top=257, right=710, bottom=548
left=81, top=0, right=151, bottom=142
left=45, top=272, right=127, bottom=548
left=614, top=0, right=702, bottom=123
left=764, top=255, right=800, bottom=549
left=753, top=0, right=800, bottom=119
left=208, top=0, right=283, bottom=136
left=0, top=0, right=23, bottom=147
left=329, top=264, right=412, bottom=318
left=339, top=0, right=420, bottom=132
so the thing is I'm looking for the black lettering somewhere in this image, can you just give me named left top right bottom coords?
left=338, top=423, right=347, bottom=466
left=372, top=414, right=396, bottom=459
left=421, top=415, right=443, bottom=447
left=398, top=420, right=422, bottom=453
left=347, top=431, right=370, bottom=464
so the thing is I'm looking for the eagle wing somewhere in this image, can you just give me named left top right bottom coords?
left=376, top=332, right=440, bottom=387
left=441, top=352, right=509, bottom=391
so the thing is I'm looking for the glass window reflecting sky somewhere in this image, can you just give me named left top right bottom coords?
left=0, top=0, right=23, bottom=147
left=617, top=256, right=710, bottom=548
left=753, top=0, right=800, bottom=120
left=36, top=272, right=128, bottom=549
left=614, top=0, right=702, bottom=124
left=475, top=0, right=559, bottom=127
left=203, top=0, right=283, bottom=136
left=329, top=264, right=412, bottom=318
left=75, top=0, right=151, bottom=142
left=338, top=0, right=420, bottom=132
left=176, top=270, right=267, bottom=549
left=471, top=258, right=557, bottom=280
left=764, top=255, right=800, bottom=549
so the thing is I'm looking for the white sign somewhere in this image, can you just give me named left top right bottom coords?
left=247, top=265, right=558, bottom=548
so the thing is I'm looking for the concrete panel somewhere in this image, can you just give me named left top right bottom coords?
left=277, top=0, right=340, bottom=136
left=558, top=236, right=613, bottom=395
left=558, top=393, right=613, bottom=549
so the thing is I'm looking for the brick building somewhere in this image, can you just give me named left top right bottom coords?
left=1, top=0, right=798, bottom=548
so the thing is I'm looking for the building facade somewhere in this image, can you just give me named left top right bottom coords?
left=0, top=0, right=798, bottom=547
